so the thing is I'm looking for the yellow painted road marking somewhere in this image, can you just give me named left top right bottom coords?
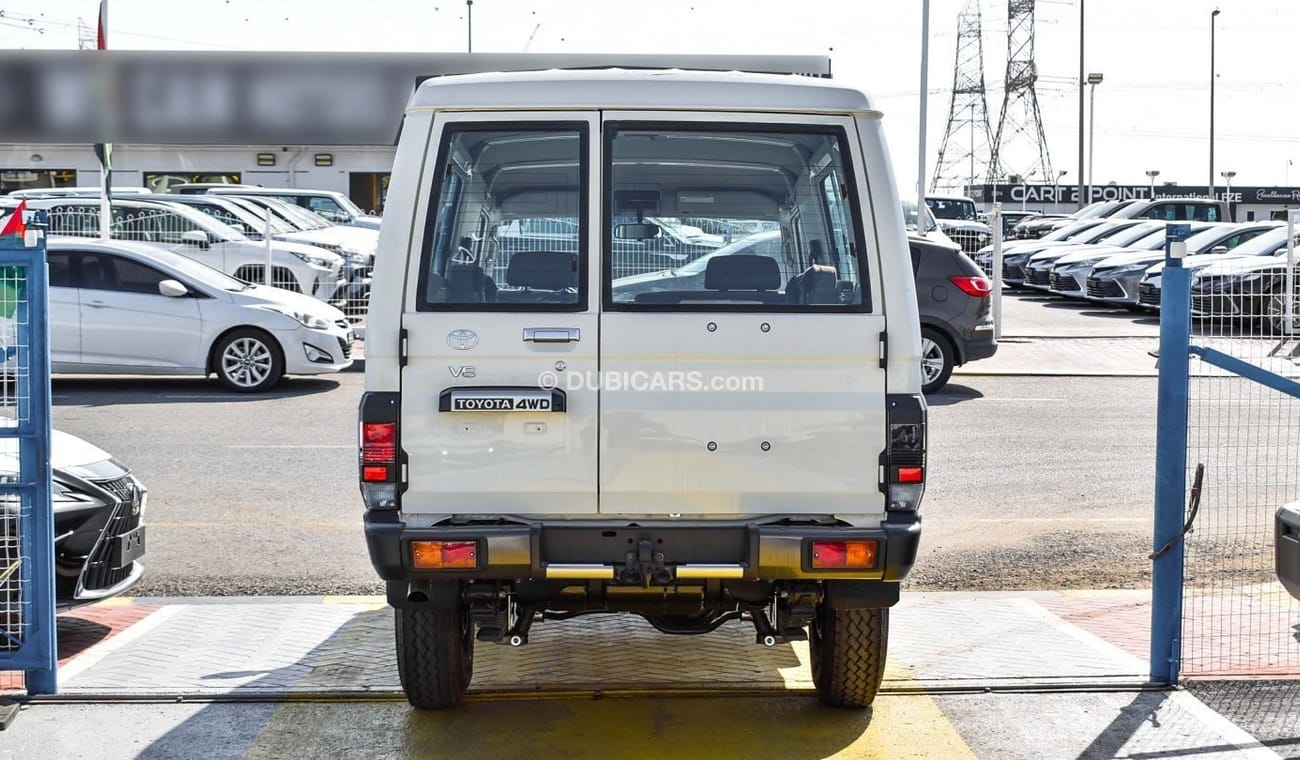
left=245, top=641, right=975, bottom=760
left=246, top=691, right=977, bottom=759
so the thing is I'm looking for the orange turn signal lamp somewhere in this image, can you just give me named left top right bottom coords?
left=411, top=540, right=479, bottom=570
left=810, top=539, right=878, bottom=570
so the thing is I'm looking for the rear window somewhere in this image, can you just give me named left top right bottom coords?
left=925, top=198, right=977, bottom=221
left=417, top=123, right=587, bottom=311
left=605, top=125, right=868, bottom=311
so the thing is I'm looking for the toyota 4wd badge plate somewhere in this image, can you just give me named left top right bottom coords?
left=439, top=387, right=567, bottom=413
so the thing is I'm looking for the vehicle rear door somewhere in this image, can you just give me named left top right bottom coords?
left=400, top=112, right=600, bottom=515
left=599, top=113, right=888, bottom=517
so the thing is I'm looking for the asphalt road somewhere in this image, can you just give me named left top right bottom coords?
left=49, top=369, right=1162, bottom=597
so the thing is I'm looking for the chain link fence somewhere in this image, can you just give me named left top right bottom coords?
left=0, top=217, right=56, bottom=694
left=0, top=262, right=32, bottom=653
left=38, top=204, right=373, bottom=324
left=1182, top=253, right=1300, bottom=677
left=488, top=216, right=770, bottom=284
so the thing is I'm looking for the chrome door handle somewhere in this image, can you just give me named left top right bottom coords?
left=523, top=327, right=580, bottom=343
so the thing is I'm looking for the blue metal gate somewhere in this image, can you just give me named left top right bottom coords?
left=1151, top=221, right=1300, bottom=682
left=0, top=211, right=56, bottom=695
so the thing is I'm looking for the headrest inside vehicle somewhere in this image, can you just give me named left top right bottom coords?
left=703, top=254, right=781, bottom=291
left=505, top=251, right=578, bottom=290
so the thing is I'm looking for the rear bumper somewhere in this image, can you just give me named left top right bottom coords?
left=1278, top=503, right=1300, bottom=601
left=956, top=328, right=997, bottom=363
left=365, top=513, right=921, bottom=585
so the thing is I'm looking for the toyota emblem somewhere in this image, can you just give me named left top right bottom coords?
left=447, top=329, right=479, bottom=350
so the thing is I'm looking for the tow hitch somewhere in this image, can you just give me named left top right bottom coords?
left=745, top=583, right=820, bottom=646
left=619, top=538, right=674, bottom=587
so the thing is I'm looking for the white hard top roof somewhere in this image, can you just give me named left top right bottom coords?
left=409, top=69, right=878, bottom=115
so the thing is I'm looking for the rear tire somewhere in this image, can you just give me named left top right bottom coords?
left=920, top=327, right=955, bottom=394
left=810, top=605, right=888, bottom=709
left=395, top=605, right=474, bottom=709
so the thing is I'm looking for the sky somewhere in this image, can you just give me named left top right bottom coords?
left=2, top=0, right=1298, bottom=193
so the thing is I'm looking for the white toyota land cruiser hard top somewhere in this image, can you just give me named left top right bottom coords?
left=360, top=69, right=927, bottom=709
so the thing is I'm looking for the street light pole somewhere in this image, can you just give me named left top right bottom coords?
left=1077, top=0, right=1086, bottom=210
left=467, top=0, right=474, bottom=53
left=1209, top=8, right=1220, bottom=200
left=1146, top=169, right=1161, bottom=198
left=1087, top=72, right=1103, bottom=197
left=1221, top=170, right=1236, bottom=220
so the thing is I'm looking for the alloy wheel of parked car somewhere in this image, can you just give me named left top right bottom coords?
left=1267, top=289, right=1299, bottom=334
left=920, top=327, right=955, bottom=394
left=214, top=328, right=284, bottom=392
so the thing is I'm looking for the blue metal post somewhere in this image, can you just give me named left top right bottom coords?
left=21, top=227, right=55, bottom=695
left=1150, top=224, right=1191, bottom=684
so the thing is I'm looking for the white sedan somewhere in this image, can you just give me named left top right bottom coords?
left=32, top=238, right=354, bottom=392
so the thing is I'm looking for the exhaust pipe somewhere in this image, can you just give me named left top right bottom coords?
left=406, top=579, right=432, bottom=603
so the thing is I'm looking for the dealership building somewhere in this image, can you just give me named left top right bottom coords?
left=0, top=50, right=830, bottom=213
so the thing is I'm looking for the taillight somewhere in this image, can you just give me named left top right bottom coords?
left=950, top=275, right=992, bottom=297
left=897, top=466, right=924, bottom=483
left=881, top=395, right=927, bottom=512
left=361, top=423, right=396, bottom=480
left=359, top=392, right=401, bottom=509
left=411, top=540, right=479, bottom=570
left=810, top=539, right=878, bottom=569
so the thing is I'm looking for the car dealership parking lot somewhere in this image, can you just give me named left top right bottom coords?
left=42, top=291, right=1178, bottom=598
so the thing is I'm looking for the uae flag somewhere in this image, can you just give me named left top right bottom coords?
left=0, top=200, right=28, bottom=319
left=0, top=200, right=27, bottom=239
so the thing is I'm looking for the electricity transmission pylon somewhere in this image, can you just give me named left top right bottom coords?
left=77, top=17, right=96, bottom=50
left=931, top=0, right=997, bottom=195
left=989, top=0, right=1054, bottom=185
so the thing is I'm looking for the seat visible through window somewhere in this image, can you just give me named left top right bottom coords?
left=495, top=251, right=579, bottom=303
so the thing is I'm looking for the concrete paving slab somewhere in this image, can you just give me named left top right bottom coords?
left=890, top=593, right=1146, bottom=687
left=46, top=592, right=1157, bottom=699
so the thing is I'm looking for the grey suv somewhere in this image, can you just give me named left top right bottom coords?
left=911, top=235, right=997, bottom=393
left=1279, top=503, right=1300, bottom=600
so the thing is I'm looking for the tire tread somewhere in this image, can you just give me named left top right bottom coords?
left=395, top=606, right=473, bottom=709
left=811, top=606, right=888, bottom=708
